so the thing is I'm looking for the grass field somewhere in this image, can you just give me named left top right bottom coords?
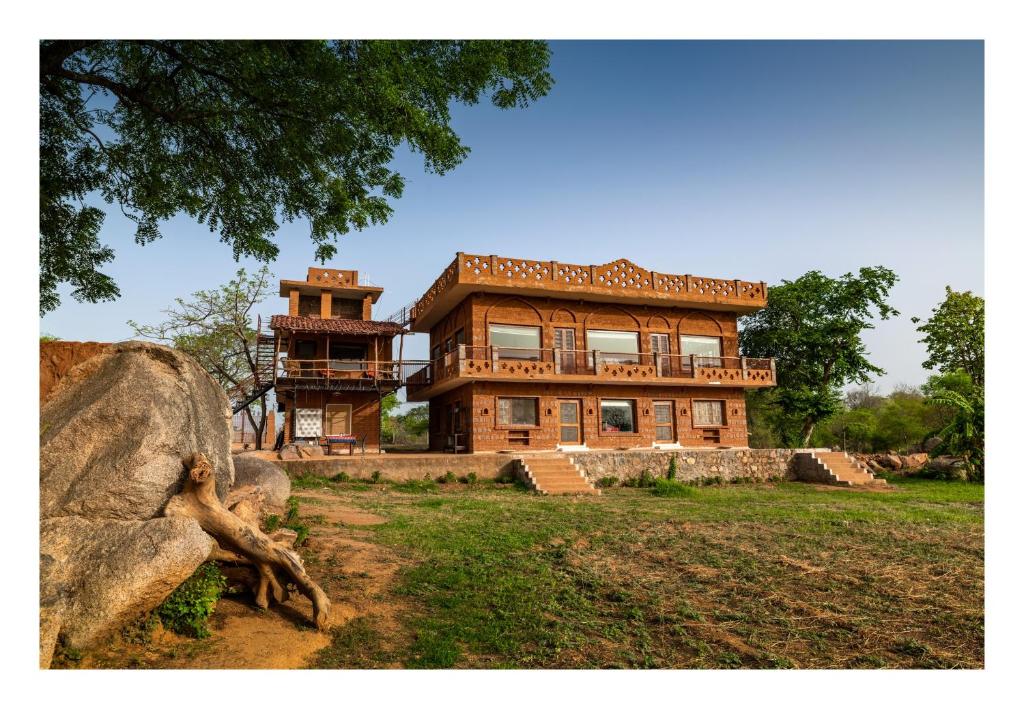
left=299, top=476, right=984, bottom=669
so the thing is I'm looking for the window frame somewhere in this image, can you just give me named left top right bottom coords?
left=691, top=399, right=728, bottom=428
left=680, top=334, right=723, bottom=357
left=586, top=329, right=641, bottom=365
left=488, top=323, right=542, bottom=360
left=653, top=400, right=676, bottom=442
left=598, top=398, right=638, bottom=436
left=495, top=396, right=541, bottom=429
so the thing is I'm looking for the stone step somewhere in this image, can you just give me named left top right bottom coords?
left=519, top=455, right=598, bottom=495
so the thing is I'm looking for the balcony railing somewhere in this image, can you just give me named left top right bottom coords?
left=278, top=359, right=430, bottom=388
left=404, top=346, right=775, bottom=396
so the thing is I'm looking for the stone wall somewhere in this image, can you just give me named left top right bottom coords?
left=570, top=448, right=803, bottom=483
left=277, top=453, right=519, bottom=481
left=40, top=340, right=111, bottom=406
left=275, top=448, right=818, bottom=483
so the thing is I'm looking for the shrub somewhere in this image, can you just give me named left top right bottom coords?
left=330, top=471, right=350, bottom=482
left=439, top=471, right=457, bottom=484
left=466, top=472, right=478, bottom=485
left=370, top=470, right=383, bottom=484
left=652, top=478, right=698, bottom=498
left=264, top=514, right=281, bottom=532
left=156, top=562, right=226, bottom=638
left=282, top=496, right=310, bottom=545
left=667, top=455, right=679, bottom=480
left=596, top=476, right=619, bottom=488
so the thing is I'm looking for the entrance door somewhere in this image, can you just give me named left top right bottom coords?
left=653, top=401, right=675, bottom=443
left=650, top=333, right=670, bottom=376
left=554, top=328, right=577, bottom=373
left=325, top=404, right=352, bottom=435
left=558, top=400, right=582, bottom=445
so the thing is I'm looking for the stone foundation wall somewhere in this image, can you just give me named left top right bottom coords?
left=276, top=448, right=819, bottom=483
left=277, top=453, right=519, bottom=481
left=570, top=448, right=804, bottom=483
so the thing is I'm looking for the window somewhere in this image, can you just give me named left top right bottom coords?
left=600, top=399, right=637, bottom=433
left=497, top=397, right=539, bottom=426
left=587, top=330, right=640, bottom=364
left=489, top=324, right=541, bottom=360
left=692, top=400, right=726, bottom=427
left=681, top=335, right=723, bottom=367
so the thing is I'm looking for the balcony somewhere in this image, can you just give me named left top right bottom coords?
left=275, top=359, right=427, bottom=392
left=405, top=346, right=776, bottom=400
left=409, top=253, right=769, bottom=331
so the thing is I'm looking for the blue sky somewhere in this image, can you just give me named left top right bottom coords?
left=41, top=40, right=983, bottom=392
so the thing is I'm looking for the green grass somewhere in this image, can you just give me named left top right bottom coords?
left=307, top=478, right=983, bottom=669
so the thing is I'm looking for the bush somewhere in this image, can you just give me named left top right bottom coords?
left=330, top=471, right=350, bottom=482
left=156, top=562, right=226, bottom=638
left=596, top=476, right=619, bottom=488
left=439, top=471, right=457, bottom=484
left=370, top=470, right=383, bottom=484
left=667, top=455, right=679, bottom=480
left=652, top=478, right=698, bottom=498
left=264, top=513, right=281, bottom=532
left=466, top=472, right=478, bottom=485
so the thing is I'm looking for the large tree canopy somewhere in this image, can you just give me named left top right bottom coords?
left=39, top=40, right=553, bottom=313
left=911, top=286, right=985, bottom=386
left=740, top=267, right=899, bottom=446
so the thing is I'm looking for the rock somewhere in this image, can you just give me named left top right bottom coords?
left=39, top=341, right=110, bottom=407
left=231, top=454, right=291, bottom=513
left=40, top=516, right=213, bottom=666
left=278, top=442, right=318, bottom=461
left=40, top=342, right=234, bottom=521
left=923, top=436, right=943, bottom=453
left=923, top=455, right=967, bottom=480
left=881, top=453, right=903, bottom=470
left=903, top=453, right=929, bottom=470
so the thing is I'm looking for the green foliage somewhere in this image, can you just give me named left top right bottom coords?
left=156, top=562, right=226, bottom=638
left=652, top=478, right=698, bottom=498
left=40, top=333, right=61, bottom=342
left=330, top=471, right=351, bottom=483
left=380, top=393, right=401, bottom=442
left=39, top=40, right=553, bottom=313
left=264, top=514, right=281, bottom=532
left=120, top=613, right=160, bottom=645
left=370, top=470, right=383, bottom=484
left=393, top=479, right=440, bottom=494
left=440, top=471, right=457, bottom=484
left=596, top=476, right=619, bottom=488
left=740, top=267, right=899, bottom=446
left=466, top=472, right=478, bottom=485
left=623, top=469, right=657, bottom=488
left=912, top=287, right=984, bottom=386
left=666, top=455, right=679, bottom=480
left=926, top=388, right=984, bottom=481
left=282, top=496, right=310, bottom=545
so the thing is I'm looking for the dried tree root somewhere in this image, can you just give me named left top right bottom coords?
left=164, top=453, right=330, bottom=629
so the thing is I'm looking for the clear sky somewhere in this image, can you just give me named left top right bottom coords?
left=41, top=40, right=983, bottom=392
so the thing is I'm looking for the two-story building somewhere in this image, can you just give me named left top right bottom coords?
left=404, top=254, right=775, bottom=453
left=269, top=267, right=405, bottom=450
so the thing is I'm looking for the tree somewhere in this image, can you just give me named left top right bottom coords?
left=129, top=266, right=273, bottom=448
left=380, top=392, right=401, bottom=444
left=911, top=286, right=984, bottom=386
left=925, top=388, right=984, bottom=481
left=40, top=40, right=553, bottom=313
left=739, top=267, right=899, bottom=446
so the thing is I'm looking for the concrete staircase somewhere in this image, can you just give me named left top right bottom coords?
left=795, top=451, right=887, bottom=487
left=516, top=455, right=599, bottom=495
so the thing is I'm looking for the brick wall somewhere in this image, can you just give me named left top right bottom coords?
left=429, top=292, right=739, bottom=358
left=281, top=389, right=382, bottom=447
left=428, top=381, right=749, bottom=452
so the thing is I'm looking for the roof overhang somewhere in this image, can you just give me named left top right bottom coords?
left=279, top=279, right=384, bottom=303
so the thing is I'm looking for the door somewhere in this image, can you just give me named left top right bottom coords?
left=325, top=404, right=352, bottom=435
left=554, top=328, right=577, bottom=373
left=650, top=333, right=670, bottom=376
left=558, top=400, right=582, bottom=445
left=653, top=401, right=675, bottom=443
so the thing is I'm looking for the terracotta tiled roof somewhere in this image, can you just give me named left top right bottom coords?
left=269, top=315, right=404, bottom=336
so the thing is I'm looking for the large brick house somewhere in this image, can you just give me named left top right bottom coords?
left=269, top=267, right=404, bottom=450
left=404, top=253, right=776, bottom=453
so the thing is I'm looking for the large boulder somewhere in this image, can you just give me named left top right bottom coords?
left=40, top=341, right=234, bottom=520
left=40, top=516, right=214, bottom=667
left=231, top=454, right=291, bottom=513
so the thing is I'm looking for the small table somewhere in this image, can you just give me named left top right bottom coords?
left=322, top=435, right=365, bottom=456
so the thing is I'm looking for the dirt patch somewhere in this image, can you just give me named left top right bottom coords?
left=296, top=490, right=388, bottom=525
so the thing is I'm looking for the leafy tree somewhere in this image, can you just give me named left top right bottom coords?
left=911, top=286, right=984, bottom=386
left=380, top=392, right=401, bottom=443
left=40, top=40, right=553, bottom=313
left=926, top=388, right=984, bottom=481
left=129, top=266, right=273, bottom=448
left=740, top=267, right=899, bottom=446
